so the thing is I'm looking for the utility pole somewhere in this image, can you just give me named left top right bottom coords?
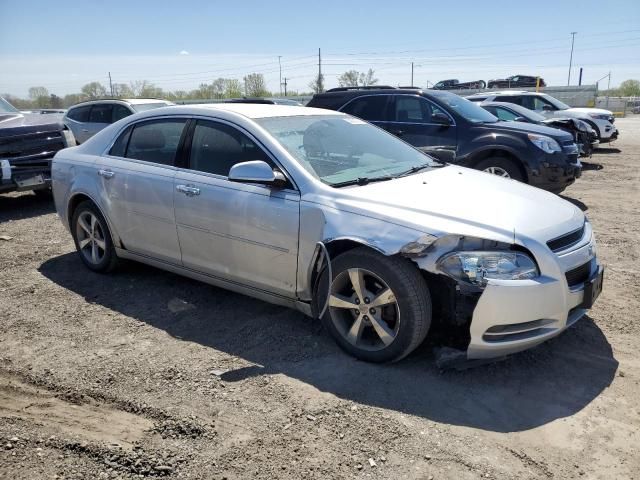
left=607, top=71, right=611, bottom=109
left=108, top=71, right=113, bottom=97
left=411, top=62, right=414, bottom=87
left=578, top=67, right=583, bottom=86
left=567, top=32, right=577, bottom=86
left=283, top=78, right=288, bottom=96
left=278, top=56, right=282, bottom=96
left=318, top=48, right=322, bottom=93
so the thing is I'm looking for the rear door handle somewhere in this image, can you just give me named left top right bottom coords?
left=176, top=184, right=200, bottom=196
left=98, top=169, right=115, bottom=179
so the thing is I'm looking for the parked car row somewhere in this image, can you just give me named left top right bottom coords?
left=307, top=87, right=583, bottom=193
left=51, top=102, right=604, bottom=364
left=433, top=75, right=545, bottom=90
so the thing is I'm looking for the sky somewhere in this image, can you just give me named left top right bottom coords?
left=1, top=0, right=639, bottom=97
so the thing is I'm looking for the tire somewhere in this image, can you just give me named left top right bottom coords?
left=316, top=247, right=432, bottom=363
left=478, top=80, right=486, bottom=89
left=474, top=157, right=524, bottom=182
left=33, top=188, right=52, bottom=198
left=71, top=200, right=119, bottom=273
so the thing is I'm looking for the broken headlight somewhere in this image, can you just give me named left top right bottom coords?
left=437, top=251, right=539, bottom=286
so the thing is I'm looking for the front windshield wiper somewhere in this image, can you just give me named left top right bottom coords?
left=331, top=175, right=395, bottom=188
left=396, top=164, right=435, bottom=177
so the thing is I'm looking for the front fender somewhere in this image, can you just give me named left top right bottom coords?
left=296, top=201, right=431, bottom=301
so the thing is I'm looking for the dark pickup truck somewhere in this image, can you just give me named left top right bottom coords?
left=1, top=97, right=74, bottom=195
left=433, top=79, right=486, bottom=90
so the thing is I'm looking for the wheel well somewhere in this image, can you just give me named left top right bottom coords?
left=583, top=119, right=601, bottom=138
left=67, top=193, right=93, bottom=226
left=468, top=149, right=528, bottom=182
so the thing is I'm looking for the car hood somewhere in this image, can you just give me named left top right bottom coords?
left=480, top=120, right=574, bottom=141
left=0, top=113, right=63, bottom=138
left=566, top=107, right=613, bottom=116
left=317, top=166, right=584, bottom=245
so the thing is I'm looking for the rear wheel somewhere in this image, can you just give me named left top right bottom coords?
left=475, top=157, right=523, bottom=182
left=316, top=247, right=431, bottom=363
left=71, top=200, right=119, bottom=273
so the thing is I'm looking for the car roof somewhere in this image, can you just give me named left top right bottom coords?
left=68, top=98, right=172, bottom=108
left=149, top=103, right=342, bottom=119
left=469, top=91, right=538, bottom=97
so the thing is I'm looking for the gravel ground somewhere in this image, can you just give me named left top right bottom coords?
left=1, top=116, right=639, bottom=480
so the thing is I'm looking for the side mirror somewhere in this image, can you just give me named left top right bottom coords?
left=228, top=160, right=287, bottom=187
left=422, top=147, right=456, bottom=163
left=432, top=112, right=451, bottom=125
left=542, top=105, right=554, bottom=112
left=514, top=116, right=528, bottom=122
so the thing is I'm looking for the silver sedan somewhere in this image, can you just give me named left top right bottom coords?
left=52, top=104, right=603, bottom=363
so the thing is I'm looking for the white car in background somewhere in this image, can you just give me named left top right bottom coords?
left=63, top=98, right=174, bottom=144
left=52, top=104, right=604, bottom=363
left=467, top=91, right=619, bottom=143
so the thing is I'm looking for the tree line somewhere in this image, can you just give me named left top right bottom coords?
left=3, top=68, right=381, bottom=109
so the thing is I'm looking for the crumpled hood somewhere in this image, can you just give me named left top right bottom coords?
left=314, top=166, right=585, bottom=245
left=0, top=113, right=64, bottom=139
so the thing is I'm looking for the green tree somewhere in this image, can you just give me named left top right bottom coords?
left=337, top=69, right=378, bottom=88
left=28, top=86, right=50, bottom=108
left=308, top=73, right=325, bottom=93
left=224, top=79, right=243, bottom=98
left=618, top=79, right=640, bottom=97
left=243, top=73, right=269, bottom=97
left=63, top=93, right=84, bottom=107
left=81, top=82, right=107, bottom=99
left=49, top=94, right=63, bottom=108
left=113, top=83, right=134, bottom=98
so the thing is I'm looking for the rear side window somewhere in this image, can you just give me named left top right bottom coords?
left=113, top=104, right=132, bottom=122
left=189, top=120, right=273, bottom=177
left=109, top=126, right=132, bottom=157
left=67, top=105, right=91, bottom=122
left=125, top=119, right=187, bottom=166
left=340, top=96, right=389, bottom=121
left=496, top=96, right=523, bottom=106
left=89, top=104, right=113, bottom=123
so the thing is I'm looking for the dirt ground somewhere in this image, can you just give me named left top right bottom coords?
left=1, top=117, right=639, bottom=480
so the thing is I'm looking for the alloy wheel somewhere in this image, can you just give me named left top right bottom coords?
left=328, top=268, right=400, bottom=351
left=483, top=166, right=511, bottom=178
left=75, top=211, right=107, bottom=265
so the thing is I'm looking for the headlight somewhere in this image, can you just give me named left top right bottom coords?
left=528, top=134, right=561, bottom=154
left=588, top=113, right=612, bottom=121
left=61, top=128, right=76, bottom=147
left=437, top=251, right=539, bottom=286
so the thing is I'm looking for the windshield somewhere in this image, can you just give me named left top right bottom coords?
left=132, top=102, right=171, bottom=112
left=0, top=97, right=20, bottom=114
left=256, top=115, right=440, bottom=187
left=543, top=95, right=571, bottom=110
left=429, top=91, right=498, bottom=123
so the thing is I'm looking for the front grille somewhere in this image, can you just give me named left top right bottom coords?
left=0, top=131, right=65, bottom=162
left=547, top=224, right=585, bottom=252
left=565, top=262, right=591, bottom=287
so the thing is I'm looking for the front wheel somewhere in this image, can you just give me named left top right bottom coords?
left=475, top=157, right=523, bottom=182
left=316, top=247, right=431, bottom=363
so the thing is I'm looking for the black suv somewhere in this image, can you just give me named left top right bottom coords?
left=1, top=97, right=74, bottom=196
left=306, top=87, right=581, bottom=193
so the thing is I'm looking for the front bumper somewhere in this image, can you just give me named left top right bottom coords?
left=466, top=238, right=602, bottom=359
left=528, top=154, right=582, bottom=193
left=0, top=158, right=52, bottom=193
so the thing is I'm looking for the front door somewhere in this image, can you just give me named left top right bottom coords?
left=381, top=95, right=457, bottom=161
left=173, top=119, right=300, bottom=297
left=95, top=117, right=188, bottom=264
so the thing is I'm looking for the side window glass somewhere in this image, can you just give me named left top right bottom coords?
left=109, top=126, right=132, bottom=157
left=520, top=96, right=535, bottom=110
left=341, top=96, right=388, bottom=121
left=189, top=121, right=273, bottom=177
left=89, top=104, right=113, bottom=124
left=113, top=105, right=132, bottom=122
left=68, top=105, right=90, bottom=122
left=395, top=96, right=427, bottom=122
left=532, top=97, right=554, bottom=111
left=125, top=119, right=186, bottom=166
left=494, top=108, right=519, bottom=121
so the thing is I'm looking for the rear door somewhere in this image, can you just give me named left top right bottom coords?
left=95, top=117, right=188, bottom=264
left=64, top=105, right=92, bottom=143
left=382, top=95, right=457, bottom=160
left=86, top=103, right=113, bottom=139
left=173, top=119, right=300, bottom=297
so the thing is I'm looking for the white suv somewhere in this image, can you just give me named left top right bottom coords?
left=63, top=98, right=174, bottom=144
left=467, top=91, right=618, bottom=143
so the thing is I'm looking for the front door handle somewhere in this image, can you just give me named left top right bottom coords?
left=98, top=169, right=115, bottom=179
left=176, top=184, right=200, bottom=196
